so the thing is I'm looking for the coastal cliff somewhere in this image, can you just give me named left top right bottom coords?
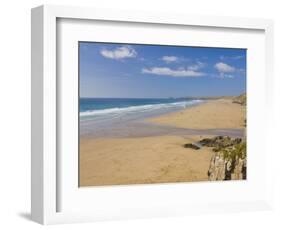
left=184, top=136, right=247, bottom=181
left=207, top=94, right=247, bottom=181
left=202, top=136, right=246, bottom=180
left=233, top=93, right=246, bottom=106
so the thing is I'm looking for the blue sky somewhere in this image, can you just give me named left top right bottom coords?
left=79, top=42, right=246, bottom=98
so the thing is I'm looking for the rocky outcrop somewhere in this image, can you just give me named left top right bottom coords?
left=183, top=143, right=200, bottom=150
left=208, top=141, right=246, bottom=181
left=199, top=136, right=242, bottom=152
left=232, top=93, right=246, bottom=106
left=183, top=136, right=246, bottom=181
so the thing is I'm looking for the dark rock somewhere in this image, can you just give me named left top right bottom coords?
left=183, top=143, right=200, bottom=150
left=199, top=136, right=242, bottom=149
left=233, top=138, right=242, bottom=145
left=212, top=147, right=220, bottom=152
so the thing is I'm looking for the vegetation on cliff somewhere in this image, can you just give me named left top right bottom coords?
left=184, top=136, right=246, bottom=181
left=232, top=93, right=246, bottom=106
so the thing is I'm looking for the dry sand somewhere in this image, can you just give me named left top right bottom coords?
left=148, top=99, right=246, bottom=129
left=79, top=99, right=246, bottom=187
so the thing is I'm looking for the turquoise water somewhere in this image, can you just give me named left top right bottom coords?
left=79, top=97, right=203, bottom=137
left=80, top=98, right=202, bottom=119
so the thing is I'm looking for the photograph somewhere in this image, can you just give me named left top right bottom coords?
left=79, top=42, right=247, bottom=187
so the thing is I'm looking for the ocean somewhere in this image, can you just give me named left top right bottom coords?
left=79, top=98, right=203, bottom=137
left=80, top=98, right=202, bottom=120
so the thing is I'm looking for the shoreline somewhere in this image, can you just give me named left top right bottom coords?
left=79, top=99, right=204, bottom=138
left=80, top=99, right=245, bottom=139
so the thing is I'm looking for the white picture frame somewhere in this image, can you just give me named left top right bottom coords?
left=31, top=5, right=274, bottom=225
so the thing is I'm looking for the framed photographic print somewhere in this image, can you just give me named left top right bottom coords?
left=31, top=5, right=274, bottom=224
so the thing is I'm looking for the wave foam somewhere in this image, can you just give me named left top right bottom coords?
left=80, top=100, right=202, bottom=117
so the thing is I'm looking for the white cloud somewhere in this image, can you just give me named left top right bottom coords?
left=214, top=62, right=235, bottom=73
left=100, top=46, right=137, bottom=60
left=187, top=61, right=205, bottom=71
left=142, top=67, right=205, bottom=77
left=161, top=56, right=179, bottom=63
left=214, top=62, right=237, bottom=79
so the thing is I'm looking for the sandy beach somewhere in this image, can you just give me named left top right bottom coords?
left=148, top=99, right=246, bottom=129
left=79, top=99, right=246, bottom=187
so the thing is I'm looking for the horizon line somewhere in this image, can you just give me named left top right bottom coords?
left=80, top=94, right=245, bottom=99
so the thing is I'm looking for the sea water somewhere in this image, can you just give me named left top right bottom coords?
left=80, top=98, right=202, bottom=120
left=79, top=98, right=203, bottom=137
